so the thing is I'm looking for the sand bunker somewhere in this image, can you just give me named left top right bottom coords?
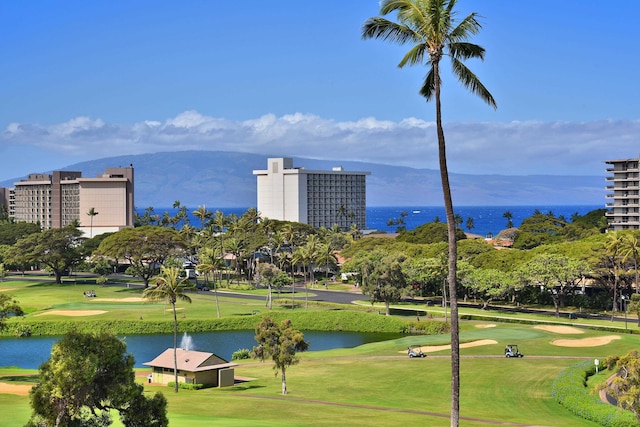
left=0, top=382, right=32, bottom=396
left=0, top=288, right=16, bottom=292
left=401, top=339, right=498, bottom=354
left=552, top=335, right=621, bottom=347
left=92, top=297, right=144, bottom=302
left=534, top=325, right=584, bottom=334
left=475, top=324, right=497, bottom=329
left=34, top=310, right=107, bottom=317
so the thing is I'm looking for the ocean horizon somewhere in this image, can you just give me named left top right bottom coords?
left=140, top=204, right=603, bottom=238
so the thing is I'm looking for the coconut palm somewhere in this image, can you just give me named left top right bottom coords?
left=142, top=266, right=193, bottom=393
left=363, top=1, right=496, bottom=424
left=620, top=231, right=640, bottom=294
left=192, top=205, right=212, bottom=230
left=87, top=207, right=99, bottom=238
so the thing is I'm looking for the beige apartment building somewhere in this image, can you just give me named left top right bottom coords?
left=253, top=157, right=370, bottom=230
left=2, top=166, right=134, bottom=236
left=605, top=158, right=640, bottom=230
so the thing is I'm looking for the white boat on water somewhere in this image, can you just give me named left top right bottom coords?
left=412, top=210, right=421, bottom=214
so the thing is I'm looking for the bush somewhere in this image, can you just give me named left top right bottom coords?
left=551, top=360, right=636, bottom=426
left=167, top=382, right=204, bottom=390
left=231, top=348, right=251, bottom=360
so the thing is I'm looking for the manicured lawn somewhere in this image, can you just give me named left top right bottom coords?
left=1, top=277, right=638, bottom=425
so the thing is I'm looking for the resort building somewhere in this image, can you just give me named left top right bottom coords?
left=2, top=166, right=135, bottom=236
left=253, top=157, right=370, bottom=230
left=605, top=158, right=640, bottom=230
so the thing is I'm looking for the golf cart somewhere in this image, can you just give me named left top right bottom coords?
left=504, top=344, right=523, bottom=358
left=408, top=345, right=426, bottom=358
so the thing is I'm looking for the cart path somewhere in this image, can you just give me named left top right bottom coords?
left=232, top=394, right=553, bottom=426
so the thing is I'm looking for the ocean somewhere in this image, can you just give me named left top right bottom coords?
left=140, top=205, right=602, bottom=238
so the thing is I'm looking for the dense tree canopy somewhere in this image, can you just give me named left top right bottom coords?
left=396, top=222, right=466, bottom=244
left=97, top=226, right=186, bottom=286
left=0, top=293, right=22, bottom=332
left=27, top=331, right=167, bottom=427
left=0, top=221, right=41, bottom=245
left=10, top=226, right=84, bottom=283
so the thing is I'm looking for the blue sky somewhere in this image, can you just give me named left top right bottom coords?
left=1, top=0, right=639, bottom=182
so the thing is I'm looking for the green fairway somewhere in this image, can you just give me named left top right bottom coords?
left=1, top=277, right=639, bottom=425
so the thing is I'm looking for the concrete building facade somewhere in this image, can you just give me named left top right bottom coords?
left=3, top=166, right=134, bottom=236
left=253, top=157, right=370, bottom=230
left=605, top=158, right=640, bottom=230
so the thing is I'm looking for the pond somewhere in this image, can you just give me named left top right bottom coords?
left=0, top=330, right=402, bottom=369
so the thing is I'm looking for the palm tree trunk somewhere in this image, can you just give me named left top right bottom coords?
left=434, top=61, right=460, bottom=427
left=172, top=302, right=179, bottom=393
left=214, top=281, right=220, bottom=318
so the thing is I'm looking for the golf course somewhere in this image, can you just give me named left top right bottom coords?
left=1, top=276, right=638, bottom=426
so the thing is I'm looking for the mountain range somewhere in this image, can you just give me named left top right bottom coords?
left=1, top=151, right=605, bottom=208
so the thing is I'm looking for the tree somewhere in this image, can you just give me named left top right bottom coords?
left=605, top=350, right=640, bottom=422
left=519, top=253, right=587, bottom=317
left=364, top=3, right=498, bottom=419
left=0, top=221, right=41, bottom=245
left=359, top=251, right=411, bottom=315
left=192, top=205, right=212, bottom=230
left=628, top=293, right=640, bottom=327
left=604, top=231, right=625, bottom=320
left=459, top=265, right=514, bottom=310
left=315, top=243, right=338, bottom=284
left=142, top=266, right=193, bottom=393
left=620, top=231, right=640, bottom=294
left=503, top=211, right=514, bottom=229
left=196, top=247, right=224, bottom=318
left=0, top=293, right=22, bottom=332
left=252, top=316, right=309, bottom=395
left=87, top=207, right=99, bottom=238
left=97, top=226, right=186, bottom=287
left=256, top=263, right=279, bottom=310
left=11, top=226, right=84, bottom=284
left=27, top=330, right=167, bottom=427
left=466, top=217, right=475, bottom=233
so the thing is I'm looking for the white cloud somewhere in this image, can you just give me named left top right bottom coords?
left=1, top=111, right=638, bottom=176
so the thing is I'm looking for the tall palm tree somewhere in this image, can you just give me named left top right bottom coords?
left=87, top=207, right=99, bottom=238
left=620, top=231, right=640, bottom=294
left=193, top=205, right=212, bottom=230
left=605, top=231, right=624, bottom=321
left=503, top=210, right=514, bottom=228
left=363, top=2, right=496, bottom=424
left=142, top=266, right=193, bottom=393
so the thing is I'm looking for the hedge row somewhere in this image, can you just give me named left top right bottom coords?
left=551, top=360, right=636, bottom=426
left=3, top=310, right=449, bottom=337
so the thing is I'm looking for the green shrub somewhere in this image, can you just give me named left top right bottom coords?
left=231, top=348, right=251, bottom=360
left=167, top=382, right=204, bottom=390
left=551, top=360, right=636, bottom=426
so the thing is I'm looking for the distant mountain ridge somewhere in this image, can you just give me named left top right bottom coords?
left=0, top=150, right=604, bottom=208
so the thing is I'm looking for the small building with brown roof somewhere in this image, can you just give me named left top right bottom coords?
left=144, top=348, right=237, bottom=387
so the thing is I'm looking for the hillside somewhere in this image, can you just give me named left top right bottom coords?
left=0, top=151, right=604, bottom=208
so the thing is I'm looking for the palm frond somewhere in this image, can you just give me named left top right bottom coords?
left=362, top=17, right=417, bottom=45
left=419, top=68, right=437, bottom=101
left=449, top=41, right=485, bottom=61
left=451, top=57, right=497, bottom=109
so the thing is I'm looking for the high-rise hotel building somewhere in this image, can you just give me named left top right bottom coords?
left=253, top=158, right=370, bottom=230
left=1, top=166, right=134, bottom=236
left=605, top=158, right=640, bottom=230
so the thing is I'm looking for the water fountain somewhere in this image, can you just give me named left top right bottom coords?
left=180, top=332, right=195, bottom=351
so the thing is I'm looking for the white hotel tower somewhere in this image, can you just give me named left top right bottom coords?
left=605, top=157, right=640, bottom=230
left=253, top=157, right=370, bottom=230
